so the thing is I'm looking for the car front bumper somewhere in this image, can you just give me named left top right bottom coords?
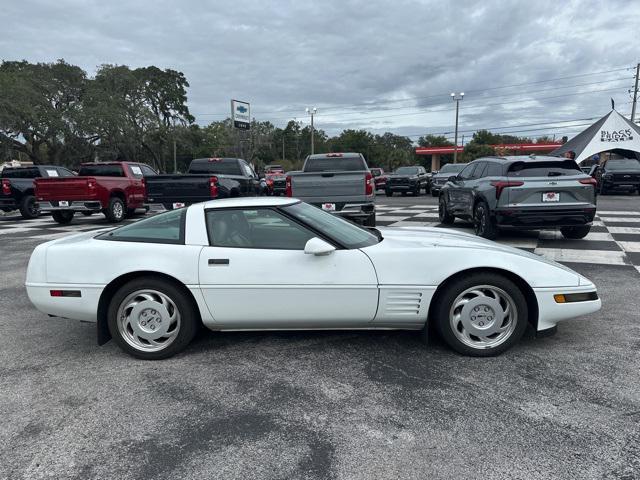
left=38, top=200, right=103, bottom=212
left=534, top=284, right=601, bottom=331
left=495, top=205, right=596, bottom=228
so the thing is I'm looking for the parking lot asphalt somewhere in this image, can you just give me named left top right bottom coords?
left=1, top=194, right=640, bottom=479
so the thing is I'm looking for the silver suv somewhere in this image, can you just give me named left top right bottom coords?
left=439, top=155, right=597, bottom=240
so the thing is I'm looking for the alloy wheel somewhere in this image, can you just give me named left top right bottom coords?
left=449, top=285, right=518, bottom=350
left=116, top=289, right=182, bottom=352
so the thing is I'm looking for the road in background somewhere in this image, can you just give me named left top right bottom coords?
left=1, top=194, right=639, bottom=479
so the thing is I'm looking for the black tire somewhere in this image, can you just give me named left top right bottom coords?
left=413, top=185, right=421, bottom=196
left=81, top=211, right=94, bottom=216
left=474, top=201, right=498, bottom=240
left=52, top=211, right=74, bottom=224
left=560, top=225, right=591, bottom=239
left=599, top=183, right=607, bottom=195
left=431, top=190, right=438, bottom=197
left=433, top=272, right=528, bottom=357
left=438, top=195, right=455, bottom=224
left=385, top=189, right=393, bottom=197
left=425, top=184, right=431, bottom=194
left=19, top=194, right=40, bottom=219
left=107, top=277, right=199, bottom=360
left=401, top=191, right=407, bottom=196
left=363, top=212, right=376, bottom=227
left=104, top=197, right=125, bottom=223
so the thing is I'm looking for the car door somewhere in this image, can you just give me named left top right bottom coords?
left=198, top=207, right=379, bottom=328
left=417, top=167, right=427, bottom=188
left=448, top=163, right=477, bottom=214
left=462, top=161, right=488, bottom=216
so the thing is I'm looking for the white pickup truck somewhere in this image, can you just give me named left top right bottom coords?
left=285, top=152, right=376, bottom=226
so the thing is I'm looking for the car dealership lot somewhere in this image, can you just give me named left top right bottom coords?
left=1, top=195, right=640, bottom=479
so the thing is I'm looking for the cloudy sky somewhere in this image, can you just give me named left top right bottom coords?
left=2, top=0, right=639, bottom=142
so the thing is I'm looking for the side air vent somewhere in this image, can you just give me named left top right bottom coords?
left=383, top=291, right=423, bottom=316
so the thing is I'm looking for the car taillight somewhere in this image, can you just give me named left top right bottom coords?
left=285, top=175, right=292, bottom=197
left=209, top=176, right=219, bottom=198
left=579, top=177, right=597, bottom=186
left=1, top=179, right=10, bottom=196
left=365, top=172, right=374, bottom=196
left=491, top=180, right=524, bottom=199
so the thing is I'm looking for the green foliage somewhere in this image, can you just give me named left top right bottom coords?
left=417, top=134, right=453, bottom=147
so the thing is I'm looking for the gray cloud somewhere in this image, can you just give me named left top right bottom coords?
left=1, top=0, right=638, bottom=140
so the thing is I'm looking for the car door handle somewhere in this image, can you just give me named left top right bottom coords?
left=208, top=259, right=229, bottom=266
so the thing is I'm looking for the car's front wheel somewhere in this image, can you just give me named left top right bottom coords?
left=560, top=225, right=591, bottom=239
left=434, top=273, right=528, bottom=356
left=107, top=277, right=199, bottom=360
left=385, top=189, right=393, bottom=197
left=438, top=195, right=455, bottom=224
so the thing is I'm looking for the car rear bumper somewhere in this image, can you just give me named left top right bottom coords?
left=37, top=200, right=103, bottom=212
left=0, top=197, right=18, bottom=210
left=310, top=202, right=375, bottom=222
left=533, top=284, right=601, bottom=331
left=495, top=205, right=596, bottom=228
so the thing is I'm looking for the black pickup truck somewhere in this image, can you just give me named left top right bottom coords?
left=145, top=157, right=261, bottom=210
left=591, top=157, right=640, bottom=195
left=1, top=165, right=75, bottom=219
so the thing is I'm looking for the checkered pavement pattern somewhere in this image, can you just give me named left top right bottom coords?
left=1, top=207, right=640, bottom=272
left=376, top=204, right=640, bottom=272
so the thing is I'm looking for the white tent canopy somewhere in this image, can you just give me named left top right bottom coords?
left=552, top=110, right=640, bottom=164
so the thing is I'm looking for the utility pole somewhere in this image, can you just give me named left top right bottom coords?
left=306, top=107, right=317, bottom=155
left=172, top=118, right=177, bottom=173
left=450, top=92, right=464, bottom=163
left=631, top=63, right=639, bottom=123
left=282, top=133, right=286, bottom=162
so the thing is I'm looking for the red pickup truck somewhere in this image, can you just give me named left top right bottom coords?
left=35, top=161, right=157, bottom=224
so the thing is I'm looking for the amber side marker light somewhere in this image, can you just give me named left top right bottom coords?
left=554, top=292, right=598, bottom=303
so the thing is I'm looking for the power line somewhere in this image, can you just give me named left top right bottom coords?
left=192, top=65, right=634, bottom=119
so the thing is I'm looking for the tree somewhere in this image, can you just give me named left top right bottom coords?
left=417, top=134, right=453, bottom=147
left=0, top=59, right=91, bottom=165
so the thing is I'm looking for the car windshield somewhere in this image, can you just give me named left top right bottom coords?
left=304, top=156, right=366, bottom=172
left=395, top=167, right=419, bottom=175
left=438, top=164, right=466, bottom=174
left=606, top=158, right=640, bottom=171
left=189, top=159, right=242, bottom=175
left=78, top=164, right=125, bottom=177
left=282, top=202, right=379, bottom=249
left=507, top=160, right=581, bottom=177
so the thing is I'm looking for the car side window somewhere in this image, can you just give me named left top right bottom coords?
left=458, top=164, right=477, bottom=180
left=472, top=162, right=488, bottom=179
left=57, top=167, right=75, bottom=177
left=97, top=208, right=186, bottom=244
left=140, top=165, right=157, bottom=177
left=206, top=208, right=316, bottom=250
left=486, top=163, right=503, bottom=177
left=128, top=164, right=144, bottom=178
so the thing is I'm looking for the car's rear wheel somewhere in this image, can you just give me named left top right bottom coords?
left=19, top=194, right=40, bottom=219
left=434, top=273, right=528, bottom=356
left=107, top=277, right=199, bottom=360
left=474, top=201, right=498, bottom=240
left=560, top=225, right=591, bottom=239
left=438, top=196, right=455, bottom=224
left=104, top=197, right=125, bottom=223
left=81, top=211, right=94, bottom=216
left=52, top=211, right=74, bottom=224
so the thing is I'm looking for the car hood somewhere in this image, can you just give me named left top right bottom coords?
left=366, top=226, right=585, bottom=287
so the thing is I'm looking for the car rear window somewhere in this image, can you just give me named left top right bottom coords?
left=78, top=165, right=125, bottom=177
left=2, top=168, right=39, bottom=178
left=96, top=208, right=186, bottom=244
left=304, top=156, right=366, bottom=172
left=189, top=159, right=242, bottom=175
left=507, top=160, right=581, bottom=177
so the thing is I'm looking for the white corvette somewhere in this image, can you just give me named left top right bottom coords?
left=26, top=197, right=601, bottom=359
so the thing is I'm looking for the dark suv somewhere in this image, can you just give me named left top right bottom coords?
left=385, top=166, right=429, bottom=196
left=591, top=157, right=640, bottom=195
left=438, top=155, right=597, bottom=240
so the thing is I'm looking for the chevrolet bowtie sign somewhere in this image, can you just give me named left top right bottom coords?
left=231, top=99, right=251, bottom=130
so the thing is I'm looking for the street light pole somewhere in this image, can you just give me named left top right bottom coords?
left=450, top=92, right=464, bottom=163
left=631, top=63, right=639, bottom=123
left=306, top=107, right=317, bottom=155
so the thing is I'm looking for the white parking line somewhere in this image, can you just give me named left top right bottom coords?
left=608, top=226, right=640, bottom=234
left=533, top=248, right=628, bottom=265
left=376, top=215, right=411, bottom=222
left=618, top=242, right=640, bottom=252
left=390, top=221, right=438, bottom=227
left=538, top=230, right=614, bottom=241
left=596, top=211, right=640, bottom=215
left=599, top=217, right=640, bottom=223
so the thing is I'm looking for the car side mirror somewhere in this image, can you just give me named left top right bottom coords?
left=448, top=175, right=458, bottom=182
left=304, top=237, right=336, bottom=256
